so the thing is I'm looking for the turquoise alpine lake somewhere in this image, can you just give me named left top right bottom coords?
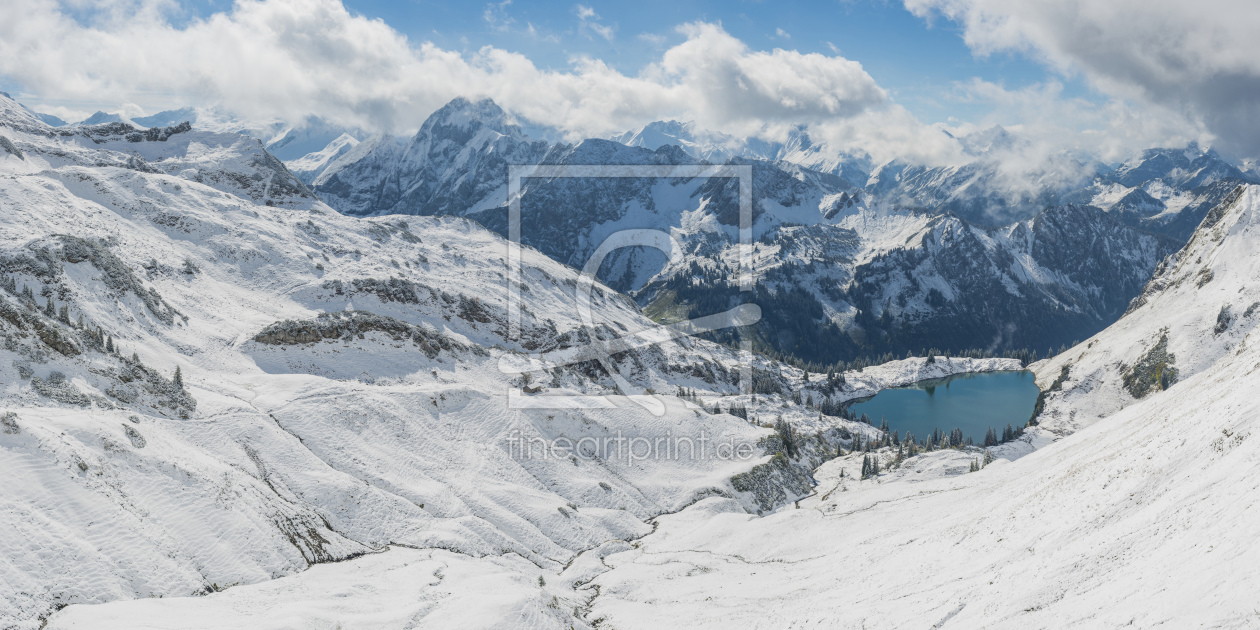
left=847, top=370, right=1041, bottom=443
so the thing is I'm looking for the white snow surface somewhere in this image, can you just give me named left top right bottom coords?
left=283, top=133, right=360, bottom=184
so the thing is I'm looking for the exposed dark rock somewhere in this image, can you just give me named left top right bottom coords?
left=1122, top=330, right=1178, bottom=399
left=254, top=310, right=483, bottom=359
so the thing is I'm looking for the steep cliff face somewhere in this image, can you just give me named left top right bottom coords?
left=843, top=204, right=1175, bottom=356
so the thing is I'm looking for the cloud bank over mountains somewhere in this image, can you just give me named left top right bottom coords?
left=907, top=0, right=1260, bottom=160
left=1, top=0, right=1253, bottom=165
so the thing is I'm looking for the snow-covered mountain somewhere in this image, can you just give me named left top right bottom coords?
left=5, top=70, right=1259, bottom=630
left=612, top=119, right=872, bottom=186
left=91, top=105, right=368, bottom=177
left=18, top=87, right=1259, bottom=624
left=304, top=97, right=1178, bottom=365
left=835, top=203, right=1173, bottom=358
left=73, top=111, right=129, bottom=126
left=1067, top=145, right=1257, bottom=240
left=612, top=119, right=1254, bottom=241
left=1032, top=183, right=1257, bottom=432
left=569, top=184, right=1260, bottom=630
left=0, top=92, right=67, bottom=127
left=571, top=191, right=1260, bottom=627
left=864, top=152, right=1098, bottom=226
left=4, top=90, right=933, bottom=628
left=263, top=118, right=368, bottom=163
left=313, top=97, right=551, bottom=218
left=283, top=132, right=360, bottom=184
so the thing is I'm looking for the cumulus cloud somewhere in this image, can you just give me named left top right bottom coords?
left=0, top=0, right=895, bottom=143
left=904, top=0, right=1260, bottom=158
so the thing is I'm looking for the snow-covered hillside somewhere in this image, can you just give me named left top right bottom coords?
left=31, top=148, right=1260, bottom=627
left=571, top=186, right=1260, bottom=628
left=1031, top=183, right=1259, bottom=434
left=2, top=91, right=941, bottom=629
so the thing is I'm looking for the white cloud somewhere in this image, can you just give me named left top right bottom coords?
left=638, top=32, right=666, bottom=45
left=904, top=0, right=1260, bottom=159
left=483, top=0, right=514, bottom=32
left=775, top=28, right=791, bottom=39
left=943, top=78, right=1210, bottom=162
left=574, top=4, right=614, bottom=41
left=0, top=1, right=894, bottom=144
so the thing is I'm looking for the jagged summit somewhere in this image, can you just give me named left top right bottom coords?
left=420, top=96, right=520, bottom=135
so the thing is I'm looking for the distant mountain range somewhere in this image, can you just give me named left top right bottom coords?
left=20, top=94, right=1252, bottom=365
left=298, top=97, right=1220, bottom=364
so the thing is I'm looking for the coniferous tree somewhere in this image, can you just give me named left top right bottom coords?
left=44, top=298, right=55, bottom=318
left=173, top=366, right=183, bottom=389
left=105, top=336, right=114, bottom=353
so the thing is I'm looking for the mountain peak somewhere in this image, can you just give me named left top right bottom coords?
left=423, top=97, right=514, bottom=134
left=959, top=125, right=1019, bottom=156
left=76, top=111, right=127, bottom=126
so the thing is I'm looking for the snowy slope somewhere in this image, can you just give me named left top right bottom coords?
left=43, top=186, right=1260, bottom=629
left=1, top=91, right=906, bottom=628
left=1031, top=184, right=1260, bottom=433
left=570, top=186, right=1260, bottom=628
